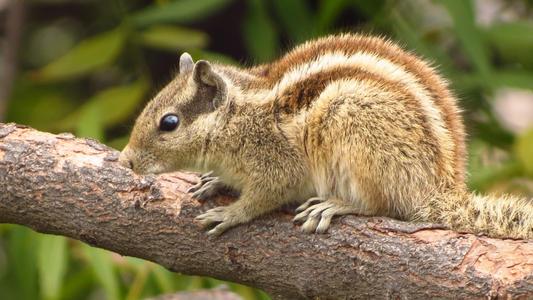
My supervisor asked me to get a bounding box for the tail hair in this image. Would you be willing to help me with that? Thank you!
[417,191,533,239]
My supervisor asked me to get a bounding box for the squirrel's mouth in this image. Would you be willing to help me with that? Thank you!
[118,145,166,175]
[140,164,167,175]
[125,160,168,175]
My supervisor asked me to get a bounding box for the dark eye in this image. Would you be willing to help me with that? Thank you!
[159,114,179,131]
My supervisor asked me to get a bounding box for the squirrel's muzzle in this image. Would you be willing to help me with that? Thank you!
[118,145,135,170]
[118,144,163,174]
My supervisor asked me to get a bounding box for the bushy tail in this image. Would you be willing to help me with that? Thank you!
[416,191,533,239]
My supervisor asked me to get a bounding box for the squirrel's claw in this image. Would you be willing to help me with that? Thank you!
[187,172,223,200]
[191,178,223,200]
[207,221,234,236]
[295,197,325,213]
[187,173,216,193]
[200,171,214,180]
[195,206,226,226]
[195,206,239,236]
[294,198,358,234]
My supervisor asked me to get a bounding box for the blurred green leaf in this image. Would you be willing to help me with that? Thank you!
[256,289,272,300]
[139,25,209,51]
[491,71,533,91]
[469,159,523,191]
[151,265,174,293]
[189,49,237,65]
[82,244,121,300]
[468,133,521,193]
[389,11,453,73]
[125,264,150,300]
[438,0,491,76]
[8,227,38,300]
[244,0,279,62]
[317,0,348,33]
[457,70,533,91]
[58,80,148,133]
[171,275,191,291]
[125,257,148,269]
[132,0,233,27]
[60,268,95,300]
[272,0,315,42]
[351,0,389,17]
[38,235,68,300]
[515,127,533,177]
[485,21,533,68]
[230,282,262,300]
[7,80,76,131]
[32,28,125,82]
[77,105,105,141]
[473,119,515,149]
[108,135,130,150]
[178,276,204,290]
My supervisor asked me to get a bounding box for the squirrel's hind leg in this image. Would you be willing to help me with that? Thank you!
[293,197,360,233]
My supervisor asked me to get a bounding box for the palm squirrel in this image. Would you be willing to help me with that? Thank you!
[119,34,533,238]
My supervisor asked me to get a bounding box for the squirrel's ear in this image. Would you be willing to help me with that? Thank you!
[193,60,228,108]
[179,52,194,74]
[193,60,220,86]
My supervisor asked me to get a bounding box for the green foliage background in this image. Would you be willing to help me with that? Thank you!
[1,0,533,299]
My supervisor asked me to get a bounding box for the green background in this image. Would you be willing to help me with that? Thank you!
[1,0,533,299]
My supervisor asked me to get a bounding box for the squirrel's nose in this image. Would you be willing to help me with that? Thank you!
[119,155,133,170]
[118,146,134,170]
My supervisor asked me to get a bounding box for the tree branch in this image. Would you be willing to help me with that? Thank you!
[1,122,533,299]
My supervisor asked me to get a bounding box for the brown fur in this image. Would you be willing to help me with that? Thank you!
[270,66,441,179]
[119,34,531,238]
[246,35,465,187]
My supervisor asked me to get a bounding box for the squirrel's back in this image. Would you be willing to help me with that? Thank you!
[251,35,463,182]
[236,34,466,188]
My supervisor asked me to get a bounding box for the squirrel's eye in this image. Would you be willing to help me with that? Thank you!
[159,114,179,131]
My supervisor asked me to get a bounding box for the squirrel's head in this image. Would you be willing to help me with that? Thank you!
[119,53,230,174]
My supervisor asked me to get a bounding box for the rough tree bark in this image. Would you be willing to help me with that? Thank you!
[1,122,533,299]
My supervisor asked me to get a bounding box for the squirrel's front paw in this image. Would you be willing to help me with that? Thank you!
[187,171,224,201]
[195,206,243,236]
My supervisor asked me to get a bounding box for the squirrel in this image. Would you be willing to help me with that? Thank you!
[119,33,533,238]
